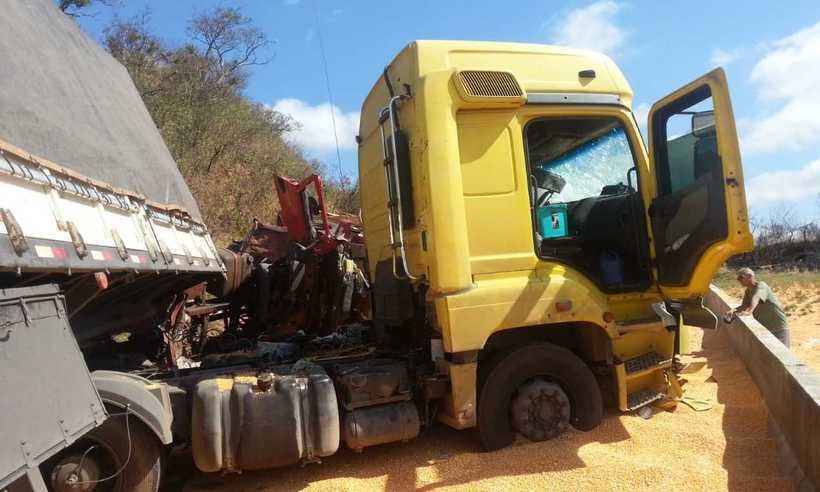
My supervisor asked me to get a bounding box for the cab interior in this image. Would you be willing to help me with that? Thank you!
[524,116,652,292]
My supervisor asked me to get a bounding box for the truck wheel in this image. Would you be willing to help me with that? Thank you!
[44,411,163,492]
[477,343,603,451]
[510,379,571,441]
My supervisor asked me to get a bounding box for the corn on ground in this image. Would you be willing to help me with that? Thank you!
[175,328,792,492]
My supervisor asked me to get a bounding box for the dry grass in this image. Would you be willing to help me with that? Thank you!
[712,268,820,293]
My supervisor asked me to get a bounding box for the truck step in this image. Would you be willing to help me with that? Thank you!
[626,388,665,411]
[614,316,663,333]
[624,352,671,375]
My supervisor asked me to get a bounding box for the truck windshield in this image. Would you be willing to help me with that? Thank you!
[526,118,635,203]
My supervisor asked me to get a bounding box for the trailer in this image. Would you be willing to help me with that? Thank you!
[0,2,224,490]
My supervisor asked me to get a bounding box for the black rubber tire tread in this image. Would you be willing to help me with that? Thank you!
[477,347,515,395]
[477,343,603,451]
[80,412,162,492]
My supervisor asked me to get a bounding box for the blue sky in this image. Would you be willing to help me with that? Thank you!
[77,0,820,223]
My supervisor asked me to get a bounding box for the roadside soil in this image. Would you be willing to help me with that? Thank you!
[173,327,795,491]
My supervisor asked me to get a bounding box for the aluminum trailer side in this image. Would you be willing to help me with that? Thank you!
[0,2,224,490]
[0,0,225,350]
[0,139,221,277]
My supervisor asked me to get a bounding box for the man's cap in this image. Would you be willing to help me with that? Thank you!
[736,267,754,278]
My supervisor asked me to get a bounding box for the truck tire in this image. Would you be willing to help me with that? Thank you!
[44,411,163,492]
[477,343,603,451]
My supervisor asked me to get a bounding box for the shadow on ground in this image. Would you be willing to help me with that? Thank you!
[697,329,791,491]
[168,409,630,491]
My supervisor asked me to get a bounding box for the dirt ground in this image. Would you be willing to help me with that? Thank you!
[173,326,796,492]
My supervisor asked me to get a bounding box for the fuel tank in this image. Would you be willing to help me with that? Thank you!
[191,363,339,472]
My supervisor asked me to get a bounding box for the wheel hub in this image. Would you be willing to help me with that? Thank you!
[50,452,101,492]
[510,379,570,441]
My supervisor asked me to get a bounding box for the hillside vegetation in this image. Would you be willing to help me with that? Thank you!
[98,7,358,244]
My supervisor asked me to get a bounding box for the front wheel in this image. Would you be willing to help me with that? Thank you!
[477,343,603,451]
[43,410,163,492]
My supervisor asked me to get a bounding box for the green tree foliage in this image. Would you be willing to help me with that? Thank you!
[58,0,91,13]
[102,8,358,244]
[58,0,120,17]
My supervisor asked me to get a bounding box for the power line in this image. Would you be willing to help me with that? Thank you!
[311,0,345,182]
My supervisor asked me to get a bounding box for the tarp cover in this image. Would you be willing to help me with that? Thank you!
[0,0,202,220]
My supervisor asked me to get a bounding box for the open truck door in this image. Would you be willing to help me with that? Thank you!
[646,69,754,326]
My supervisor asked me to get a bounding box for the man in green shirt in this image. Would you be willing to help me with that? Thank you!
[728,267,790,347]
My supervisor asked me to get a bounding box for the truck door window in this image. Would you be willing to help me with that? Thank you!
[649,86,727,286]
[524,117,650,290]
[654,88,717,195]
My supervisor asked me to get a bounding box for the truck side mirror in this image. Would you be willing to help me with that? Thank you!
[691,110,715,138]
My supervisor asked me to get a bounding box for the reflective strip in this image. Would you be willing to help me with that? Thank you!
[35,245,54,258]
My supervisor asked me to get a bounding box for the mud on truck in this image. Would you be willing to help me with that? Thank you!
[1,8,753,490]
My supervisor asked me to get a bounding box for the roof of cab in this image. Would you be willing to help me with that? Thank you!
[362,40,634,114]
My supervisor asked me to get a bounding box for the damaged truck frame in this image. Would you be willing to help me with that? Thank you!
[1,40,753,492]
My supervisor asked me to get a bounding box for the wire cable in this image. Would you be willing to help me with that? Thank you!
[69,406,134,486]
[311,0,345,182]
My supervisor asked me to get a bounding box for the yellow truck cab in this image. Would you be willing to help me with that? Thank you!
[358,40,753,449]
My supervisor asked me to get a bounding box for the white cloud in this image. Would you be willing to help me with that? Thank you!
[632,102,650,122]
[741,100,820,154]
[745,158,820,205]
[710,48,741,66]
[549,1,627,57]
[742,21,820,155]
[632,102,650,136]
[272,98,360,155]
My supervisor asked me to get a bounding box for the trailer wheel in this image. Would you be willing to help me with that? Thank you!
[44,410,163,492]
[477,343,603,451]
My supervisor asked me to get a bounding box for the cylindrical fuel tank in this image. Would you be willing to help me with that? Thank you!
[342,401,420,452]
[191,364,339,472]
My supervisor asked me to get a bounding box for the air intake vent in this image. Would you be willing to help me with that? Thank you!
[457,70,523,98]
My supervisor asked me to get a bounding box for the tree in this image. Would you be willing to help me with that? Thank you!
[57,0,120,17]
[187,7,272,87]
[102,7,357,244]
